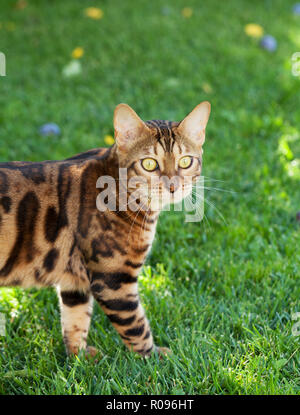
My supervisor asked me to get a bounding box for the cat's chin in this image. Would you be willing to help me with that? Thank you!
[147,196,185,211]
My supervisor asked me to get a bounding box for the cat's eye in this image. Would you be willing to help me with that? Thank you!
[141,158,158,172]
[178,156,193,169]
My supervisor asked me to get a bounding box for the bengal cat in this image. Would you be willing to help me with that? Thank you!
[0,102,211,357]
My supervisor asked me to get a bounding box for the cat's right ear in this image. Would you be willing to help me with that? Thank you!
[114,103,149,151]
[177,101,211,146]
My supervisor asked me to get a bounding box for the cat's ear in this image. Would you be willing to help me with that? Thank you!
[177,101,211,145]
[114,103,149,150]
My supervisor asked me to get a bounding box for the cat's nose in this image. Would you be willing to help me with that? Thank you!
[162,176,180,193]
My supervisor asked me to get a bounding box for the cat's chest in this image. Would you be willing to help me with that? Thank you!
[82,211,158,273]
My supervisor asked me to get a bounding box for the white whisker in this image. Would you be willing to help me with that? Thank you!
[191,190,227,225]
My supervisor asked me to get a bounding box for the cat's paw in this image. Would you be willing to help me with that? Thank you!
[155,346,172,358]
[85,346,100,360]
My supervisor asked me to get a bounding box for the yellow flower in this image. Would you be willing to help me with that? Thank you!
[244,23,264,38]
[181,7,193,18]
[202,82,213,94]
[84,7,104,20]
[6,22,16,31]
[104,135,115,145]
[71,47,84,59]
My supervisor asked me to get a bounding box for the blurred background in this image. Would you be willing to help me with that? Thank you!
[0,0,300,394]
[0,0,299,163]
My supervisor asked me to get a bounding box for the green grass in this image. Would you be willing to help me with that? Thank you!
[0,0,300,394]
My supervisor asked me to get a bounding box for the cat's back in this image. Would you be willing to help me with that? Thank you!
[0,147,108,287]
[0,147,108,215]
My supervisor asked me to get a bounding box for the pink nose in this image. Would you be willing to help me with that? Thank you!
[162,176,180,193]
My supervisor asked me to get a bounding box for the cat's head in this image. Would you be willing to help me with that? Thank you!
[113,102,211,211]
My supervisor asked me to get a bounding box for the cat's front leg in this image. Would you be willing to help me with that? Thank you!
[57,288,97,357]
[90,271,169,357]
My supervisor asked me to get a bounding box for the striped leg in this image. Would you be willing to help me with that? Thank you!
[58,289,96,356]
[90,271,169,357]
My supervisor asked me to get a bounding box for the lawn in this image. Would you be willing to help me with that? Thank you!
[0,0,300,395]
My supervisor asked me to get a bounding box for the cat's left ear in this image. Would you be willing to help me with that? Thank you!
[114,103,149,151]
[177,101,211,145]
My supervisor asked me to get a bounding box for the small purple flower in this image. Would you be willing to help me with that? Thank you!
[296,211,300,222]
[292,3,300,15]
[39,123,61,136]
[260,35,277,52]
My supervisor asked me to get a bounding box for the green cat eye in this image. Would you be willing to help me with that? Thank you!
[178,156,193,169]
[141,158,158,172]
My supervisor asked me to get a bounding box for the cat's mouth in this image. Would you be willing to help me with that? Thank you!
[126,185,193,212]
